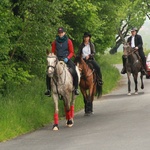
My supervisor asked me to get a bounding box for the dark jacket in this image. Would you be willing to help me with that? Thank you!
[77,42,95,57]
[127,34,144,56]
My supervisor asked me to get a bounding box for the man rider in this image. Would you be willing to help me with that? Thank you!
[121,27,147,75]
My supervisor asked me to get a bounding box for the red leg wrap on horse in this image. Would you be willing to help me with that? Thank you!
[66,110,71,120]
[70,105,74,118]
[54,113,59,125]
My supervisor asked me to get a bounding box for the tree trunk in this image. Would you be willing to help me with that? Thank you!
[109,39,122,54]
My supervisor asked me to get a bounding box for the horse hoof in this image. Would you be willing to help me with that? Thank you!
[127,93,131,96]
[84,112,93,116]
[66,119,74,127]
[135,92,138,95]
[52,124,59,131]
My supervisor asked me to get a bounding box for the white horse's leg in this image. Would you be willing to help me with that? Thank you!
[52,93,59,131]
[64,92,74,127]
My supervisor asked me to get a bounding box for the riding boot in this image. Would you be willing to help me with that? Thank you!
[121,55,127,74]
[45,75,51,96]
[90,60,103,85]
[74,73,80,95]
[138,55,147,75]
[141,61,147,75]
[96,73,103,86]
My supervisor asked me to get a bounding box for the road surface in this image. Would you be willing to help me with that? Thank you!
[1,64,150,150]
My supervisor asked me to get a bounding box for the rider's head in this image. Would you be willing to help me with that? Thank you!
[131,27,137,36]
[58,27,66,38]
[83,32,91,43]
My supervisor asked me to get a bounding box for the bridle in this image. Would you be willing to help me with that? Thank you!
[47,55,58,71]
[78,60,94,78]
[47,55,67,99]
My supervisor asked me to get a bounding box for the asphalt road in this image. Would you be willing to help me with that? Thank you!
[1,64,150,150]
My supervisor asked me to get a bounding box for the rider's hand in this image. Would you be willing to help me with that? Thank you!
[64,58,68,63]
[85,55,90,60]
[135,47,138,50]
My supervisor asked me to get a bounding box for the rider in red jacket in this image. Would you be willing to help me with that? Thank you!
[45,27,79,96]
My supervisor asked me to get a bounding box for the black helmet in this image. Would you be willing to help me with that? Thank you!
[83,32,91,38]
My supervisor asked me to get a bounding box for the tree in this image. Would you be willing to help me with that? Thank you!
[109,0,146,54]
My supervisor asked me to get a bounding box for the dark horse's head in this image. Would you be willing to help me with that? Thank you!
[123,42,135,56]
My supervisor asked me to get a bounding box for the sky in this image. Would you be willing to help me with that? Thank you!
[139,17,150,50]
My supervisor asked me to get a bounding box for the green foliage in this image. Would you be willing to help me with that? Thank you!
[0,0,149,94]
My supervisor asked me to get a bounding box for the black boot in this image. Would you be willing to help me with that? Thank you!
[121,67,126,74]
[74,89,80,95]
[121,55,127,74]
[45,90,51,96]
[141,58,147,75]
[96,73,103,86]
[74,71,80,95]
[45,75,51,97]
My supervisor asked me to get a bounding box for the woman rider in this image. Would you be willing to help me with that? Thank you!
[77,32,103,85]
[45,27,79,96]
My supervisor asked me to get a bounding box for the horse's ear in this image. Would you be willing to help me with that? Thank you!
[46,49,50,55]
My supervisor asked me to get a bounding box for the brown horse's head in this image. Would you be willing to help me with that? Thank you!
[74,56,85,73]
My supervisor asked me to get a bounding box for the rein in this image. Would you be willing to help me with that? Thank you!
[80,62,94,79]
[127,49,137,56]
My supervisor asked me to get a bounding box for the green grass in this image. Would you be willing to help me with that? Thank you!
[0,78,84,142]
[96,53,121,94]
[0,52,124,142]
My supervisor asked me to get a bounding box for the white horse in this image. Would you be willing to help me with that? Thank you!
[47,53,80,130]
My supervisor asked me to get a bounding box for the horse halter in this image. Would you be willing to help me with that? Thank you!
[123,43,135,56]
[47,55,58,74]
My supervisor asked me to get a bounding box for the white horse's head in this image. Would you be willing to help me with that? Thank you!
[47,53,58,77]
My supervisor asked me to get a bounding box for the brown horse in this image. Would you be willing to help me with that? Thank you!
[123,42,144,95]
[74,56,102,115]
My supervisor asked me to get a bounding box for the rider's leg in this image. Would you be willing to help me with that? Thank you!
[89,60,103,85]
[138,51,146,73]
[67,60,79,95]
[45,75,51,96]
[140,54,147,75]
[73,70,80,95]
[121,55,127,74]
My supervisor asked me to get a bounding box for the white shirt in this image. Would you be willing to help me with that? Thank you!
[131,36,135,48]
[82,44,91,59]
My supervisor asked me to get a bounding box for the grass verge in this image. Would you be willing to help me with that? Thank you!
[0,53,122,142]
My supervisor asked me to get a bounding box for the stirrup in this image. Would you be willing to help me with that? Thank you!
[142,69,147,75]
[74,89,79,95]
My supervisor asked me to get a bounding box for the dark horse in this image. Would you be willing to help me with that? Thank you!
[123,42,144,95]
[74,56,102,115]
